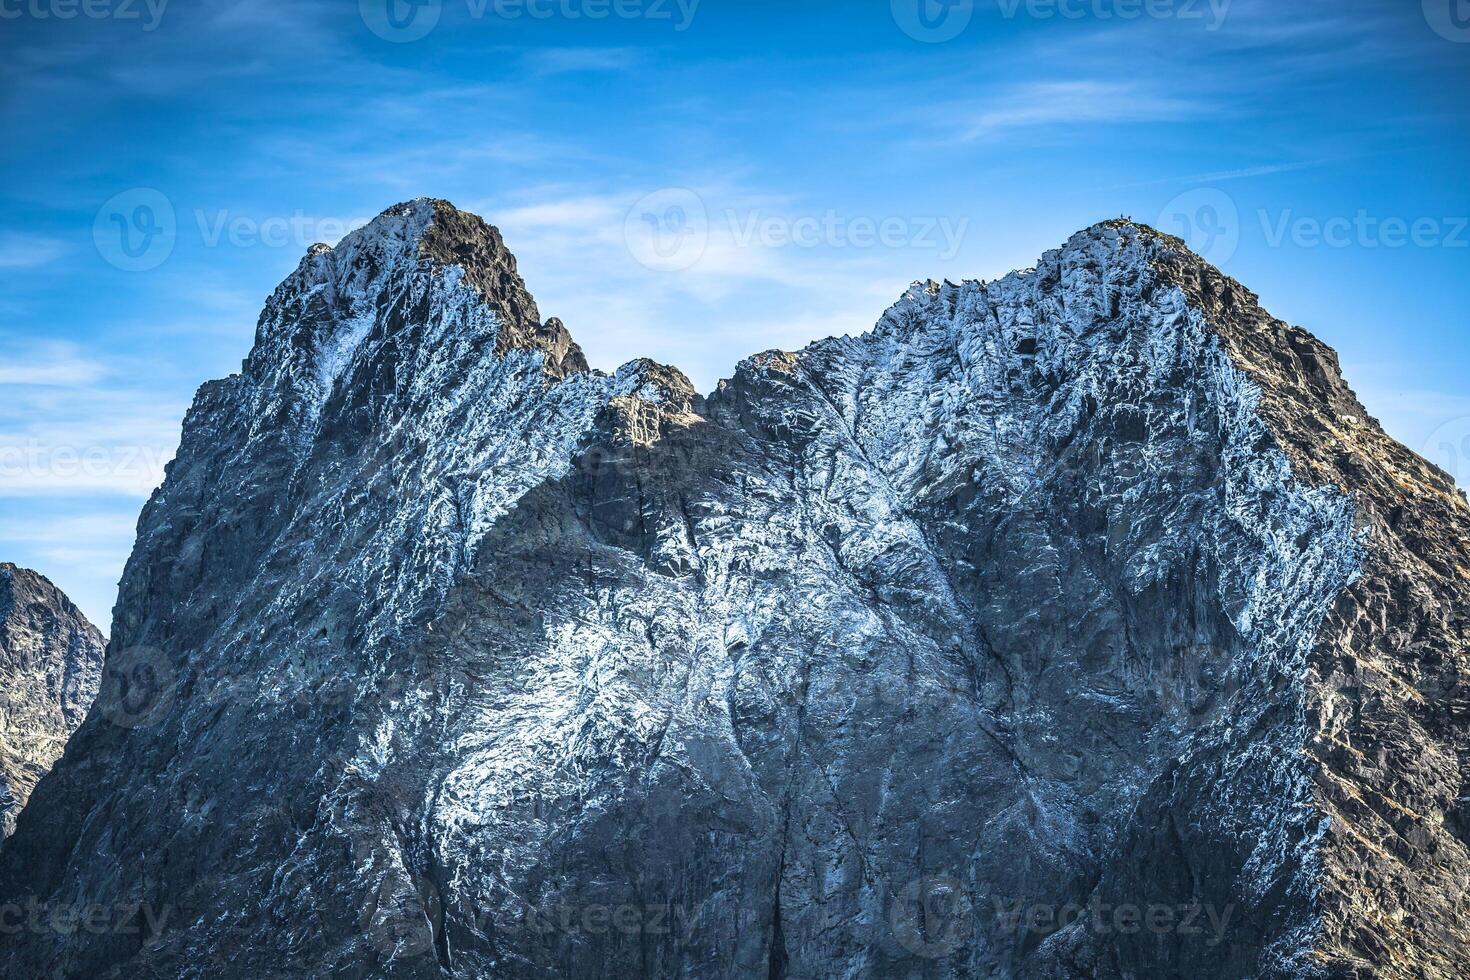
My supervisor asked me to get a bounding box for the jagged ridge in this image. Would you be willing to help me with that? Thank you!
[1,201,1466,980]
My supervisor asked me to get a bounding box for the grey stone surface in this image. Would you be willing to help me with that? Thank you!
[2,200,1465,978]
[0,563,103,840]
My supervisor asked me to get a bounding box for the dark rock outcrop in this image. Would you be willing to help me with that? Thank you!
[0,564,104,839]
[1,202,1465,979]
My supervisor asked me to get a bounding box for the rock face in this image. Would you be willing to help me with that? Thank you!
[2,199,1467,979]
[0,564,104,840]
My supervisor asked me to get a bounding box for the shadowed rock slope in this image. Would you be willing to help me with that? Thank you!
[1,200,1466,979]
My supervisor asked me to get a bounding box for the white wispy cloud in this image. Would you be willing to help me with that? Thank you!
[960,81,1201,142]
[0,341,184,497]
[523,47,644,75]
[1099,159,1343,191]
[0,342,107,386]
[487,180,966,388]
[497,196,626,229]
[0,233,67,269]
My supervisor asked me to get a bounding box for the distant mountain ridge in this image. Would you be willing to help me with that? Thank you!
[2,200,1467,979]
[0,563,104,840]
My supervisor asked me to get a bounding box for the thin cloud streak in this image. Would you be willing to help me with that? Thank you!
[0,234,67,269]
[0,343,107,386]
[959,81,1202,142]
[1098,159,1343,191]
[523,47,645,75]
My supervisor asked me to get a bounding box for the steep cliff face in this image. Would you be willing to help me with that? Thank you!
[1,202,1465,979]
[0,564,104,840]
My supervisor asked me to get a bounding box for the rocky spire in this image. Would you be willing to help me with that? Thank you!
[248,198,587,405]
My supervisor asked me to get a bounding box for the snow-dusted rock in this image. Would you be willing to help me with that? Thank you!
[2,202,1466,979]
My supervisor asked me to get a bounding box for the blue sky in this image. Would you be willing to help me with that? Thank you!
[1,0,1467,628]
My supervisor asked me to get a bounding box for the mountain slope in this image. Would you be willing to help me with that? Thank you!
[1,201,1465,979]
[0,564,104,839]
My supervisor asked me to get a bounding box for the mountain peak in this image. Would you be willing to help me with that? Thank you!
[414,199,589,376]
[251,198,587,403]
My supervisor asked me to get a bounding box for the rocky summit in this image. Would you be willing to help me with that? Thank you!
[2,199,1467,979]
[0,563,104,840]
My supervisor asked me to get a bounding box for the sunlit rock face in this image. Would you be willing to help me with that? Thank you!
[2,200,1466,979]
[0,563,103,840]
